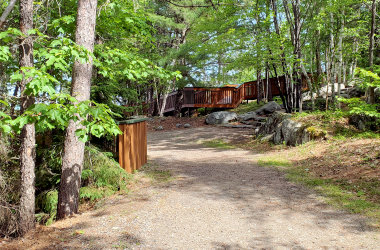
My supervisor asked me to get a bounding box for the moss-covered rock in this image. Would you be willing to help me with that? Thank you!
[257,111,326,146]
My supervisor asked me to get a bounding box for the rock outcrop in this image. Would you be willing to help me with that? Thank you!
[237,101,281,125]
[256,112,326,146]
[349,114,379,131]
[237,111,259,121]
[254,101,282,115]
[206,111,237,125]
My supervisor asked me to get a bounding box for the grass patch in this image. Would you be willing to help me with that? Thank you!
[292,110,379,140]
[230,101,266,114]
[139,163,172,183]
[202,139,236,149]
[333,129,380,140]
[257,157,292,167]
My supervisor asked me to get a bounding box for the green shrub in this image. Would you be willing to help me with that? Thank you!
[0,136,20,237]
[35,190,58,225]
[79,186,115,201]
[306,126,327,138]
[81,145,132,198]
[33,144,132,226]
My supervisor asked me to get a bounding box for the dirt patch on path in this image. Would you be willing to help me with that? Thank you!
[3,126,380,249]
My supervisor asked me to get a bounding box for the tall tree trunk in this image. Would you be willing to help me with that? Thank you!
[284,0,302,112]
[174,89,183,117]
[368,0,376,104]
[315,29,322,81]
[0,0,17,29]
[301,62,314,110]
[271,0,291,112]
[293,0,302,112]
[256,69,262,103]
[343,61,347,86]
[329,12,336,108]
[325,47,330,110]
[19,0,36,236]
[57,0,98,219]
[159,91,168,117]
[350,37,358,80]
[337,11,344,108]
[271,64,288,111]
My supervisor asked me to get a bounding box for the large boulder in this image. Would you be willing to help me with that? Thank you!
[206,111,237,125]
[375,87,380,102]
[349,114,379,131]
[237,111,259,121]
[257,111,326,146]
[257,112,291,135]
[280,119,309,145]
[255,101,282,115]
[347,86,365,98]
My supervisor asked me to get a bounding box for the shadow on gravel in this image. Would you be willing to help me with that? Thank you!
[148,127,376,238]
[212,240,307,250]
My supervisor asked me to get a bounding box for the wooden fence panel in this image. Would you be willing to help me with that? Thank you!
[118,119,148,173]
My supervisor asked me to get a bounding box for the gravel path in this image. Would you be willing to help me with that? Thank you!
[5,126,379,249]
[129,127,379,249]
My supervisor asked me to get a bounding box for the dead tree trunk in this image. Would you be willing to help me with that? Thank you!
[19,0,36,236]
[57,0,98,219]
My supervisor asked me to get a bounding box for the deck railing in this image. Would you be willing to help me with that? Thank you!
[151,74,311,114]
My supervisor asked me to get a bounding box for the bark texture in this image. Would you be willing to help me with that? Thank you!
[57,0,98,219]
[19,0,36,236]
[368,0,376,104]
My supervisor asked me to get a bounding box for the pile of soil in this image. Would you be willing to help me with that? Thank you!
[147,116,207,131]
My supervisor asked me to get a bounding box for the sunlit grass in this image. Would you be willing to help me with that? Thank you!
[201,139,236,149]
[138,163,173,183]
[230,101,265,114]
[257,157,292,167]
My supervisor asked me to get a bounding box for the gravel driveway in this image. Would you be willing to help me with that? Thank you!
[131,127,379,249]
[5,126,379,249]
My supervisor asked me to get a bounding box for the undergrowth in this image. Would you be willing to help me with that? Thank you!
[230,101,266,114]
[292,110,379,139]
[35,145,132,226]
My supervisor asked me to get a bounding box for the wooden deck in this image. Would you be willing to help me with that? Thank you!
[160,74,309,114]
